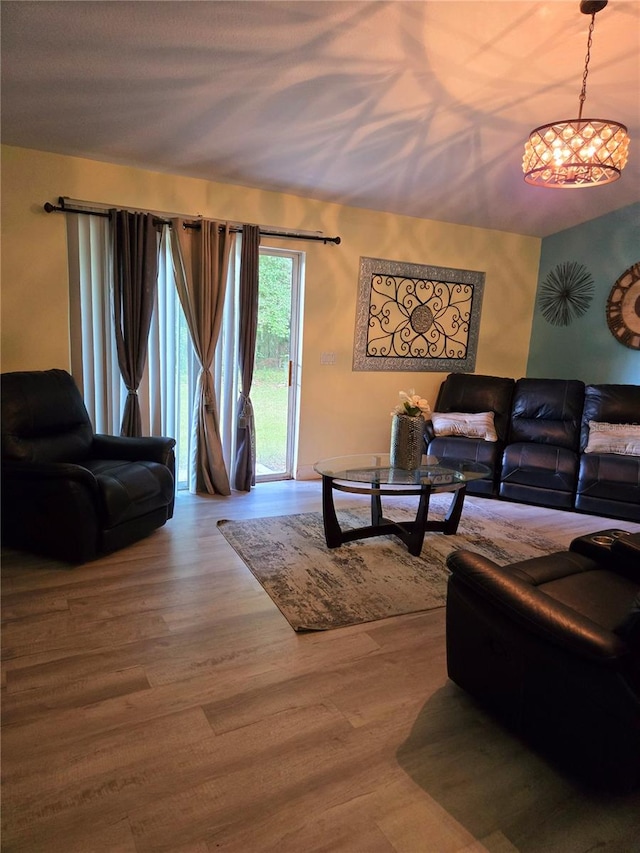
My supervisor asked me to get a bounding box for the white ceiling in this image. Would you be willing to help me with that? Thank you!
[2,0,639,237]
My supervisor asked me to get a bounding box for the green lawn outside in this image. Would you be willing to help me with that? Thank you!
[252,366,289,473]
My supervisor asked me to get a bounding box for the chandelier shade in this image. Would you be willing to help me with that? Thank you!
[522,0,630,188]
[523,118,630,187]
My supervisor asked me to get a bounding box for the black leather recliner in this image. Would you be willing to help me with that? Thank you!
[575,383,640,522]
[446,530,640,789]
[1,369,176,563]
[426,373,515,496]
[500,378,585,509]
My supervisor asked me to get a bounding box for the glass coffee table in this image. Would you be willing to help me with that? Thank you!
[313,453,491,556]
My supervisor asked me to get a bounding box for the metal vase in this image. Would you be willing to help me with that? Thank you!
[390,414,425,470]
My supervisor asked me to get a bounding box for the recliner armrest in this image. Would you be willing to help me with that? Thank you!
[1,459,99,492]
[92,434,176,466]
[446,549,629,662]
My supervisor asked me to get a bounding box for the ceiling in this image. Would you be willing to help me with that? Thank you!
[2,0,639,237]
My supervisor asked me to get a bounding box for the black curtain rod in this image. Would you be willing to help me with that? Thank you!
[43,199,341,245]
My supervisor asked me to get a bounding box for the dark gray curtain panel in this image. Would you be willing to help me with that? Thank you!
[234,224,260,491]
[111,210,159,437]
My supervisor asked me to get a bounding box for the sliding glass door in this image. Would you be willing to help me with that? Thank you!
[253,248,304,481]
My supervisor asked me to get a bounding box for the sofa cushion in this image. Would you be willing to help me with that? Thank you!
[431,411,498,441]
[428,435,501,496]
[429,434,502,465]
[501,442,578,492]
[535,567,638,633]
[577,453,640,507]
[509,378,585,449]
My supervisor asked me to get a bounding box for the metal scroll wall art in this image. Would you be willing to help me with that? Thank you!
[352,257,485,372]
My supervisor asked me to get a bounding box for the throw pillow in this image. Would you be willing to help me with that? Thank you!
[584,421,640,456]
[430,411,498,442]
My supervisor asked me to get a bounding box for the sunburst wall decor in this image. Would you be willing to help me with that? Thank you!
[538,261,595,326]
[352,257,485,372]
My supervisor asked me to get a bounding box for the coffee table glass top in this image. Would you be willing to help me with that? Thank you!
[314,453,490,489]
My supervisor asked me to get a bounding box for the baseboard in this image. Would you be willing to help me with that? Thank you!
[296,465,321,481]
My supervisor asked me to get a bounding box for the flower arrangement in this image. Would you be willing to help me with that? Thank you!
[391,389,431,418]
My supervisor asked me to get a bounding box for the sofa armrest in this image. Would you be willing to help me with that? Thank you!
[446,549,629,662]
[614,532,640,564]
[92,434,176,467]
[570,531,640,582]
[424,419,435,444]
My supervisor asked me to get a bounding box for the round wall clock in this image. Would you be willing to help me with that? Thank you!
[606,262,640,350]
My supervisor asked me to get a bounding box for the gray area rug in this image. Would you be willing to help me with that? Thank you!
[217,495,570,632]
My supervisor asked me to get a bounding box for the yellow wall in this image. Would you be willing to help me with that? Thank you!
[1,145,541,475]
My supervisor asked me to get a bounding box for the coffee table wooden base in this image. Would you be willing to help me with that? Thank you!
[321,475,467,556]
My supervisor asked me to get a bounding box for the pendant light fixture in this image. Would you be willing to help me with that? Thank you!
[523,0,630,188]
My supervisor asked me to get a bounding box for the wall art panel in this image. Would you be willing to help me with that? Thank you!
[353,256,485,372]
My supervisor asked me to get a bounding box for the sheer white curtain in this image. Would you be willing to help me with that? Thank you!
[68,212,124,432]
[67,214,240,491]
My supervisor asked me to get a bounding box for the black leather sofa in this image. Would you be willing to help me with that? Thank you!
[426,373,640,522]
[1,369,176,562]
[446,529,640,789]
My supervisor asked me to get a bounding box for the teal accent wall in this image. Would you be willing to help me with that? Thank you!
[527,202,640,384]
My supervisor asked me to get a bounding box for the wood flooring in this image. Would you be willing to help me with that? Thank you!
[2,481,639,853]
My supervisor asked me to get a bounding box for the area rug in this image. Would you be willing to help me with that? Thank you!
[217,495,572,632]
